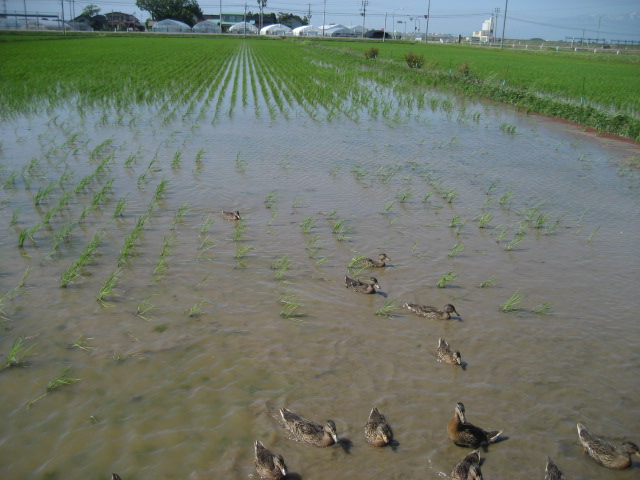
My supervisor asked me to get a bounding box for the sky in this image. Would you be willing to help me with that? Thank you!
[4,0,640,41]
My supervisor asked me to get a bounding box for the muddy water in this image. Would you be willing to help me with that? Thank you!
[1,87,639,480]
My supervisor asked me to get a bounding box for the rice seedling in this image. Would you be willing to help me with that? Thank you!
[27,367,80,408]
[422,192,434,203]
[532,212,549,229]
[588,225,601,242]
[268,212,279,225]
[448,242,465,257]
[264,191,278,209]
[4,337,36,368]
[329,166,341,177]
[69,335,94,351]
[233,219,247,241]
[235,152,247,173]
[499,122,517,134]
[475,212,493,228]
[89,138,114,160]
[443,189,457,203]
[272,255,291,281]
[7,266,32,299]
[305,234,320,251]
[437,271,458,288]
[351,164,367,180]
[299,215,315,233]
[500,290,524,312]
[532,302,553,315]
[153,178,169,201]
[171,202,190,229]
[97,268,122,305]
[505,231,526,251]
[478,277,496,288]
[113,197,127,218]
[187,300,207,317]
[199,214,215,236]
[136,296,157,320]
[3,171,18,189]
[111,350,143,362]
[499,192,513,208]
[279,295,306,320]
[235,244,254,259]
[449,215,464,228]
[486,180,499,195]
[397,188,412,204]
[375,299,398,318]
[124,148,142,168]
[34,182,56,206]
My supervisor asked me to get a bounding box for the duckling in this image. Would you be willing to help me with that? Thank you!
[254,440,287,480]
[112,475,122,480]
[577,423,640,469]
[451,450,482,480]
[448,402,501,449]
[221,210,241,221]
[403,303,459,319]
[437,338,462,365]
[345,275,380,294]
[544,456,566,480]
[280,407,339,447]
[364,406,393,447]
[363,253,391,268]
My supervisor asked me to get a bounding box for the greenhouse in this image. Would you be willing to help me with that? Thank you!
[151,19,192,33]
[227,22,258,34]
[292,25,321,37]
[319,24,355,37]
[192,19,221,34]
[0,16,71,30]
[259,23,292,36]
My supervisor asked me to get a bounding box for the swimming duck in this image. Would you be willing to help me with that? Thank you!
[451,451,482,480]
[221,210,241,221]
[403,303,459,319]
[254,440,287,480]
[363,253,391,267]
[112,475,122,480]
[577,423,640,469]
[544,456,566,480]
[280,407,339,447]
[448,402,501,449]
[345,275,380,294]
[437,338,462,365]
[365,406,393,447]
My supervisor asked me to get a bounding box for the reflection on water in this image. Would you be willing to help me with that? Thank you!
[1,86,639,480]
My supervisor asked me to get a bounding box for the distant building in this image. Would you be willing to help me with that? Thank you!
[105,12,144,31]
[470,17,494,42]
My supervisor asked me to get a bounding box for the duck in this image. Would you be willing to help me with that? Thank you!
[577,423,640,469]
[437,338,462,365]
[365,406,393,447]
[403,303,459,319]
[254,440,287,480]
[280,407,339,447]
[447,402,501,449]
[112,475,122,480]
[363,253,391,268]
[221,210,241,221]
[451,450,482,480]
[345,275,380,294]
[544,456,566,480]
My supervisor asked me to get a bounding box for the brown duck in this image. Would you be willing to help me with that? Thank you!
[254,440,287,480]
[280,407,338,447]
[403,303,459,319]
[345,275,380,294]
[543,456,566,480]
[451,450,482,480]
[364,406,393,447]
[577,423,640,469]
[436,338,462,365]
[448,402,501,449]
[363,253,390,267]
[221,210,241,221]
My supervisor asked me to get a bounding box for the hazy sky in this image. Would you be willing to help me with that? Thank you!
[5,0,639,40]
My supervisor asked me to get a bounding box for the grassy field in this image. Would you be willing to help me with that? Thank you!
[1,32,639,139]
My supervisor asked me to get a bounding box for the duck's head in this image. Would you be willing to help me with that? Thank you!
[622,441,640,456]
[369,277,381,289]
[455,402,466,423]
[233,210,241,220]
[376,424,391,444]
[444,304,459,316]
[379,253,390,261]
[468,463,483,480]
[325,419,339,443]
[453,350,462,365]
[273,454,287,476]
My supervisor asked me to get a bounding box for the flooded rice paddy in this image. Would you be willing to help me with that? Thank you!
[1,44,640,480]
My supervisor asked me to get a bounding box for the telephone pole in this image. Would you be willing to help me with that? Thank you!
[500,0,508,49]
[360,0,368,38]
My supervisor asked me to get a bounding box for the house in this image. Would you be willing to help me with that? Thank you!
[105,12,144,31]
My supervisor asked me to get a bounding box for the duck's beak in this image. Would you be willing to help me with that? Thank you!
[332,433,339,443]
[280,466,287,475]
[374,284,381,290]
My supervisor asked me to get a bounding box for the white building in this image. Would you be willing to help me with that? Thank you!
[260,24,293,36]
[470,17,494,42]
[292,25,321,37]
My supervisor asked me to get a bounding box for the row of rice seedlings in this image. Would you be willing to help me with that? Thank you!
[3,337,36,368]
[118,215,149,267]
[233,220,247,241]
[60,229,105,287]
[89,138,114,160]
[153,234,175,281]
[26,367,80,409]
[271,255,291,282]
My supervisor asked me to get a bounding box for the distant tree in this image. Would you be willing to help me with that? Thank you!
[135,0,203,26]
[82,4,101,17]
[276,12,307,28]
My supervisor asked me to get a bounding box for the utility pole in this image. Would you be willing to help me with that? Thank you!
[425,0,430,42]
[596,15,601,45]
[219,0,222,32]
[360,0,368,38]
[307,3,311,24]
[493,7,500,43]
[322,0,326,36]
[500,0,508,49]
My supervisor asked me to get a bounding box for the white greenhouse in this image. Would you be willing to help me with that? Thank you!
[152,19,192,33]
[259,23,292,36]
[228,22,258,34]
[292,25,321,37]
[319,24,354,37]
[192,19,221,33]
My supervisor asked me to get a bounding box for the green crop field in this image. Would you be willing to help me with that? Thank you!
[1,33,639,139]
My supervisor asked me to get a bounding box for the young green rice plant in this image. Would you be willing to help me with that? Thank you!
[111,350,143,362]
[171,202,190,229]
[299,215,315,234]
[34,182,56,206]
[437,271,458,288]
[588,225,601,242]
[499,122,517,134]
[89,138,114,160]
[486,180,499,195]
[475,212,493,228]
[305,234,320,252]
[10,208,20,226]
[499,192,513,208]
[235,152,247,174]
[505,231,526,251]
[194,149,205,171]
[443,189,457,203]
[199,214,215,236]
[97,267,122,305]
[397,188,412,204]
[27,367,80,409]
[187,300,207,317]
[279,294,306,321]
[171,150,182,169]
[153,179,169,202]
[113,197,127,218]
[124,148,142,168]
[233,219,247,241]
[272,255,291,281]
[375,299,398,318]
[500,289,524,312]
[235,244,254,259]
[314,256,328,266]
[351,164,367,180]
[329,166,341,177]
[264,191,278,209]
[532,212,549,229]
[532,302,553,315]
[478,277,496,288]
[332,218,346,234]
[68,335,94,351]
[4,337,36,368]
[4,171,18,189]
[268,212,279,226]
[422,192,434,203]
[136,296,157,321]
[448,242,465,257]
